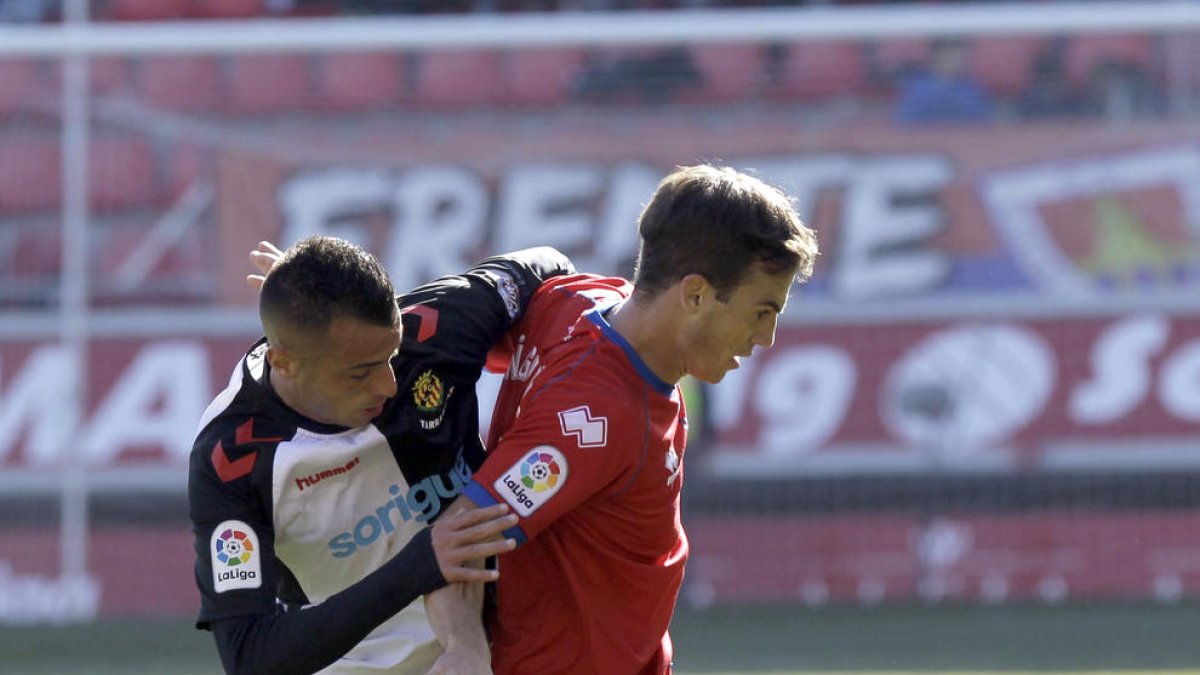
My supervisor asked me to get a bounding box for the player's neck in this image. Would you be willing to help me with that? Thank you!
[607,295,685,385]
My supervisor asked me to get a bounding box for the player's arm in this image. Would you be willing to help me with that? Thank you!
[397,246,575,371]
[423,571,491,675]
[205,505,515,675]
[419,496,502,674]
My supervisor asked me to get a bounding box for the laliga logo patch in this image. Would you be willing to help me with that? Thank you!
[493,446,567,517]
[211,520,262,592]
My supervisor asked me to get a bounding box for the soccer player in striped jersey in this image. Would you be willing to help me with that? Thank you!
[189,235,573,674]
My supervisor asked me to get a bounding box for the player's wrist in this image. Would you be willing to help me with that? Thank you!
[440,625,490,656]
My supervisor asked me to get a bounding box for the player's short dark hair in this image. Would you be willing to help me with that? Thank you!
[260,236,397,344]
[632,164,818,301]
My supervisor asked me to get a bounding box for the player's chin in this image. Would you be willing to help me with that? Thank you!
[340,407,381,428]
[694,367,729,385]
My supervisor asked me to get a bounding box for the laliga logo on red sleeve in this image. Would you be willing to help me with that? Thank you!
[494,446,568,517]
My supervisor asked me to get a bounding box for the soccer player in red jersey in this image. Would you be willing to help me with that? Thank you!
[452,164,820,674]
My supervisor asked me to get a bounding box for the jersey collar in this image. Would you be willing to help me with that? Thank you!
[585,302,674,397]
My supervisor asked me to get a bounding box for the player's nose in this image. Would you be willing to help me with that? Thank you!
[753,316,778,349]
[372,365,398,400]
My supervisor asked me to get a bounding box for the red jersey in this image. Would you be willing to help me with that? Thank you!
[464,274,688,675]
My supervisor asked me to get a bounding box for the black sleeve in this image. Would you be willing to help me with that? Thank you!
[396,246,575,370]
[210,528,446,675]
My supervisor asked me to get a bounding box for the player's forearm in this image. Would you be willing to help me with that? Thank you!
[425,497,490,659]
[211,528,447,675]
[424,578,489,658]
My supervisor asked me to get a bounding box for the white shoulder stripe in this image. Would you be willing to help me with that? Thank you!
[194,353,247,436]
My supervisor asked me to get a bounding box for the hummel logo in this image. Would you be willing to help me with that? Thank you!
[558,406,607,448]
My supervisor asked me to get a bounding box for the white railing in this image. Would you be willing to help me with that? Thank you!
[0,2,1199,56]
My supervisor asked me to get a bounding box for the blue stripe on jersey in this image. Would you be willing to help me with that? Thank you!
[464,481,528,545]
[585,305,674,397]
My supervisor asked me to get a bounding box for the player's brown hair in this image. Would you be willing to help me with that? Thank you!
[260,235,398,348]
[632,164,818,301]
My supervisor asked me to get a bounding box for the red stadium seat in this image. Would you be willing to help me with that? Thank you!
[89,57,133,96]
[137,56,223,111]
[189,0,264,19]
[1066,33,1155,86]
[413,50,502,108]
[165,142,208,201]
[969,36,1046,97]
[0,136,157,215]
[0,136,59,214]
[226,54,312,114]
[108,0,190,20]
[315,53,404,112]
[776,40,867,101]
[10,229,62,278]
[0,59,47,119]
[89,137,158,212]
[43,57,132,97]
[501,47,586,107]
[687,44,764,103]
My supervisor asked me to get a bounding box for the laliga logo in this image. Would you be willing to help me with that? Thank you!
[211,523,261,589]
[518,449,562,492]
[496,446,567,517]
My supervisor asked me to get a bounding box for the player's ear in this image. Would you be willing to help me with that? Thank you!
[679,274,712,314]
[266,342,297,377]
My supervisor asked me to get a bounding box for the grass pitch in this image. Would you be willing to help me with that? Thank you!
[1,602,1197,674]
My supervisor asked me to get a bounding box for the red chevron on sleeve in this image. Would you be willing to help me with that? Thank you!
[401,304,439,343]
[212,441,256,483]
[235,418,284,445]
[212,419,282,482]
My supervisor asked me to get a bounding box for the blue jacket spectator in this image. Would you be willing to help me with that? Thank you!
[894,38,994,125]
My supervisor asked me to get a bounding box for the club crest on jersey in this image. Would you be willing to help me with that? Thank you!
[558,406,607,448]
[413,371,445,412]
[211,520,261,592]
[413,370,452,430]
[493,446,567,517]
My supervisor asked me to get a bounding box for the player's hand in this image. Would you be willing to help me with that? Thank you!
[246,240,284,290]
[427,645,493,675]
[430,503,517,584]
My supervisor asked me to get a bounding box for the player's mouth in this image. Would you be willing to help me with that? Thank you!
[729,350,753,370]
[362,403,385,418]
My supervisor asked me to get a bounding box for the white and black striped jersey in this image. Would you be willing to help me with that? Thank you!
[188,247,574,675]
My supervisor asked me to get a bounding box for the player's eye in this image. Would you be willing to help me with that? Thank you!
[350,371,370,381]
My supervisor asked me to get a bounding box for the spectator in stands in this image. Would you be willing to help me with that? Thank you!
[1083,58,1163,122]
[1017,37,1088,120]
[893,37,994,126]
[572,45,701,104]
[0,0,53,22]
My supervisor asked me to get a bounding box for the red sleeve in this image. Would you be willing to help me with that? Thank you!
[465,392,639,544]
